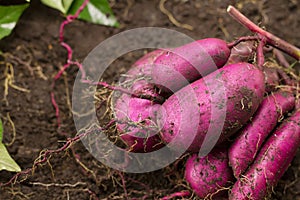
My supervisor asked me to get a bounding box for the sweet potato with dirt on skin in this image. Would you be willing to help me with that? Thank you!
[158,62,265,153]
[114,39,230,152]
[119,49,165,99]
[114,92,164,153]
[229,108,300,200]
[152,38,230,93]
[113,49,166,153]
[185,147,234,199]
[228,91,295,178]
[225,41,279,93]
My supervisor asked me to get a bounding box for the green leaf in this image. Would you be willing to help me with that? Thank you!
[0,4,29,40]
[0,119,3,142]
[41,0,73,14]
[68,0,119,27]
[0,143,21,172]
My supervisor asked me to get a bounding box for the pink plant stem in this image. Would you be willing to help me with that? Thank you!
[161,190,191,200]
[86,188,99,200]
[0,133,83,187]
[52,0,163,126]
[81,79,164,103]
[227,35,258,48]
[256,36,266,69]
[277,69,294,86]
[273,49,295,86]
[50,91,61,127]
[0,120,115,187]
[59,0,90,43]
[51,0,90,128]
[227,5,300,61]
[116,171,129,200]
[273,49,291,68]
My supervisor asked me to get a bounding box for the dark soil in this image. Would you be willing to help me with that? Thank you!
[0,0,299,199]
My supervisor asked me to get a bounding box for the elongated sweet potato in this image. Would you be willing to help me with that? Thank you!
[229,108,300,200]
[151,38,230,92]
[228,91,295,178]
[185,148,234,199]
[158,62,265,153]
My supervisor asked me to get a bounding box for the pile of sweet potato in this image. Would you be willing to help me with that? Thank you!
[112,6,300,200]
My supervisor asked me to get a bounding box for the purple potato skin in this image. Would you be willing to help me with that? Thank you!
[229,109,300,200]
[114,50,165,153]
[228,91,295,178]
[152,38,230,93]
[158,63,265,153]
[115,39,230,152]
[185,148,234,199]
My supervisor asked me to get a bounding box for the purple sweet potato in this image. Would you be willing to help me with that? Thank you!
[229,108,300,200]
[114,50,165,153]
[115,39,230,152]
[228,91,295,178]
[158,62,265,153]
[151,38,230,92]
[226,41,279,93]
[127,49,165,78]
[114,94,163,152]
[120,49,165,98]
[185,148,234,199]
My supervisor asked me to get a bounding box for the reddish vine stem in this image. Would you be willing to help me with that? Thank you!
[227,5,300,61]
[277,69,294,86]
[227,35,258,48]
[0,120,116,187]
[273,49,295,85]
[273,49,291,68]
[81,79,164,103]
[51,0,90,128]
[116,171,129,200]
[86,188,99,200]
[160,190,191,200]
[51,0,164,128]
[256,35,267,69]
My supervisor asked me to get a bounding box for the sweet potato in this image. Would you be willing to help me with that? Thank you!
[126,49,165,78]
[114,50,165,153]
[151,38,230,93]
[115,39,230,152]
[185,148,234,199]
[120,49,165,98]
[114,91,163,153]
[229,108,300,200]
[228,91,295,178]
[158,62,265,153]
